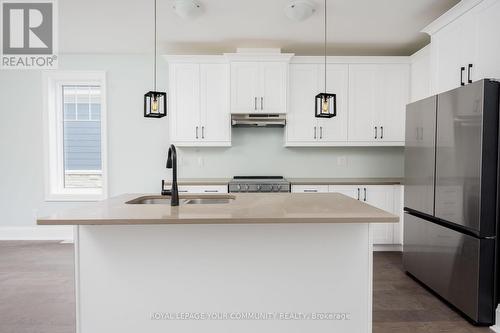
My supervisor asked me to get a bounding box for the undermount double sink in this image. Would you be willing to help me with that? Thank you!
[126,194,235,205]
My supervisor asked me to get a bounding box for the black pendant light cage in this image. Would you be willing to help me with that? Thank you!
[144,91,167,117]
[315,92,336,118]
[144,0,167,118]
[315,0,337,119]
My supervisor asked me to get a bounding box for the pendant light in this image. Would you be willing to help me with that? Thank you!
[315,0,336,118]
[144,0,167,118]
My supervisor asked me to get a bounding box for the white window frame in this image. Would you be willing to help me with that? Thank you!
[42,71,108,201]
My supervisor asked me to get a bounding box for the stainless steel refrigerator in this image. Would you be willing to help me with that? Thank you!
[404,79,500,326]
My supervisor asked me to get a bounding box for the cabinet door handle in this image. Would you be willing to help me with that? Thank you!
[374,126,378,139]
[314,126,317,139]
[357,188,360,200]
[202,126,205,139]
[320,126,323,139]
[364,188,367,201]
[380,126,384,139]
[196,126,199,139]
[468,64,473,84]
[304,189,318,193]
[204,190,219,193]
[254,97,257,110]
[260,97,263,110]
[460,67,465,86]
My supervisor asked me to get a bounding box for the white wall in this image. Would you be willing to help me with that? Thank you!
[0,54,404,234]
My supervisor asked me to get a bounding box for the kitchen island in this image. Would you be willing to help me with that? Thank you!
[38,193,398,333]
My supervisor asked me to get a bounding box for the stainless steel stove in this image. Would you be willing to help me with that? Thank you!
[228,176,291,193]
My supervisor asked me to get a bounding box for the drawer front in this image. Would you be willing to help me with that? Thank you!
[178,185,228,194]
[291,185,329,193]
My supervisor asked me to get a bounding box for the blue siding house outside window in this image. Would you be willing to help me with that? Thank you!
[62,86,103,188]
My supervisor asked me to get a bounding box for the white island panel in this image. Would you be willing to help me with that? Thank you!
[75,223,373,333]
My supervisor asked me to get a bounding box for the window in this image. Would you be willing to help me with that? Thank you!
[43,72,107,201]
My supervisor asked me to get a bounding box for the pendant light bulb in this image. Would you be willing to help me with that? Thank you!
[152,98,159,113]
[321,97,329,114]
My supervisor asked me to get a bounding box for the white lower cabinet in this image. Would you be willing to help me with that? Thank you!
[291,183,402,244]
[329,184,402,245]
[178,185,228,194]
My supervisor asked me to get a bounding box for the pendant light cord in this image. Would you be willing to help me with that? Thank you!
[154,0,157,91]
[324,0,327,93]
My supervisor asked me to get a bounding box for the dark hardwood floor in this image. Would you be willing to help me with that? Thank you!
[0,241,494,333]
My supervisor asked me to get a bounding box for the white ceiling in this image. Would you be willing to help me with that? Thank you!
[59,0,460,56]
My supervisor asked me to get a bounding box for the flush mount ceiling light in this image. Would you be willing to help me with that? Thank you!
[285,0,316,21]
[173,0,203,19]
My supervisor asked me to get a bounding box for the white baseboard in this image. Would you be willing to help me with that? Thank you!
[0,226,74,241]
[373,244,402,252]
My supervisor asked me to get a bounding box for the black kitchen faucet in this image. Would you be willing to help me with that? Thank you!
[161,144,179,206]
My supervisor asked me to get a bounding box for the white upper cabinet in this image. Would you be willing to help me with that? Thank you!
[286,63,348,145]
[230,61,288,114]
[200,64,231,143]
[348,65,377,142]
[348,64,409,144]
[474,0,500,81]
[260,62,287,114]
[318,64,349,143]
[168,60,231,147]
[377,65,410,142]
[170,63,201,143]
[230,62,260,113]
[169,54,411,148]
[426,0,500,95]
[431,14,474,94]
[286,64,319,143]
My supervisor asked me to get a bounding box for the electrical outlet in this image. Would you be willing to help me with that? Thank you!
[337,156,347,167]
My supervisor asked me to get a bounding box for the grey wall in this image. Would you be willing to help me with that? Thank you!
[0,54,403,228]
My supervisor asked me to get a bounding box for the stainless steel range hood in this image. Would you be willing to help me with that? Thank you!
[231,114,286,127]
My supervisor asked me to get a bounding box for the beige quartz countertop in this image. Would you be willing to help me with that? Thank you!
[37,193,398,226]
[163,178,403,186]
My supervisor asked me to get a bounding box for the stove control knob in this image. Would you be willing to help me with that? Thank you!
[237,184,242,192]
[245,184,250,192]
[274,184,281,192]
[256,185,261,191]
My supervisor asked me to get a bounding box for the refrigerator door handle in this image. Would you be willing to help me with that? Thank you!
[468,64,473,84]
[460,67,465,86]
